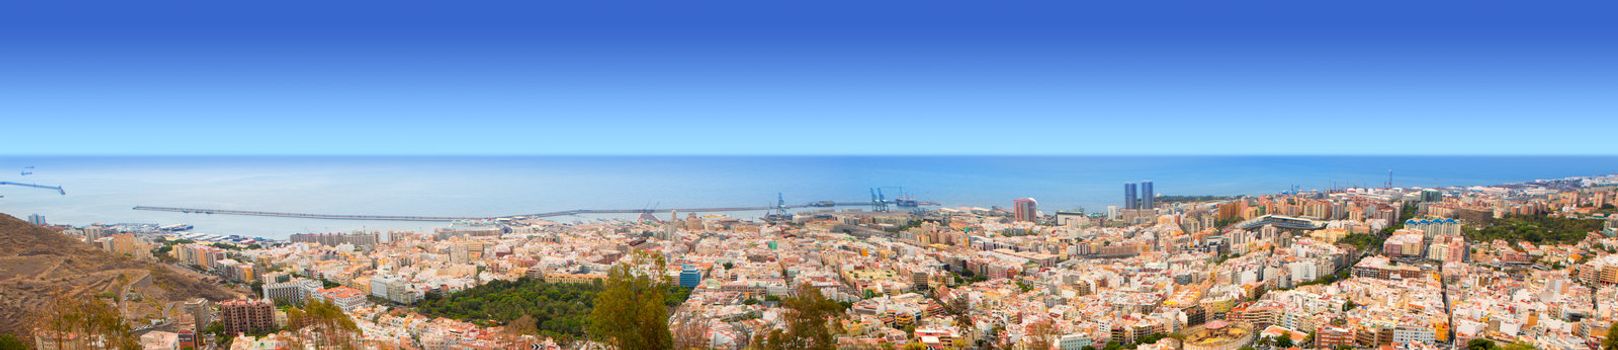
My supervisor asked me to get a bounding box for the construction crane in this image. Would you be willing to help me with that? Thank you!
[0,181,66,195]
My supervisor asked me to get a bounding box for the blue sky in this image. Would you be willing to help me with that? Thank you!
[3,0,1615,155]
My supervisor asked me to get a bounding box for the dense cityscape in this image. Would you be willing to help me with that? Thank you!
[7,0,1616,348]
[8,174,1618,350]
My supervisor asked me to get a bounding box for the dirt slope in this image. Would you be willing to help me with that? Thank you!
[0,214,239,337]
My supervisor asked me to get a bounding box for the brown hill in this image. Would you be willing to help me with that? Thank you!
[0,214,239,338]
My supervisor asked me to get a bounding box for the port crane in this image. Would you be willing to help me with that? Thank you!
[870,188,888,212]
[0,181,67,195]
[869,186,925,212]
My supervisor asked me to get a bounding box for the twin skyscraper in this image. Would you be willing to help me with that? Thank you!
[1124,181,1154,210]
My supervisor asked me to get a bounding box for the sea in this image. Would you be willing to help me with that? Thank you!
[1,156,1614,238]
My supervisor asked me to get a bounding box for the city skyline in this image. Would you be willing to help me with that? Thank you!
[4,1,1618,349]
[11,162,1618,349]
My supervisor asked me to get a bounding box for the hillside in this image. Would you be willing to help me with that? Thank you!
[0,214,239,338]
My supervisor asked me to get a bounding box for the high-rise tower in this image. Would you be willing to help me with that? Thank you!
[1012,198,1038,222]
[1124,183,1139,210]
[663,210,678,240]
[1141,181,1155,209]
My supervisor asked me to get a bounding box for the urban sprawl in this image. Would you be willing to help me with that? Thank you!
[21,175,1618,350]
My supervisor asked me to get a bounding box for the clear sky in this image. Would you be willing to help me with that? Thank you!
[3,1,1615,155]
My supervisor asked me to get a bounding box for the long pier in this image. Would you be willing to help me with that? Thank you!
[0,181,66,195]
[131,206,481,222]
[132,201,916,222]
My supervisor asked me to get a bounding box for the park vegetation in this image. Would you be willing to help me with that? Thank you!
[1464,214,1604,244]
[415,251,691,347]
[415,277,603,341]
[1337,233,1381,252]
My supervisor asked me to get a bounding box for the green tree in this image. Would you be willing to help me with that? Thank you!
[415,277,629,341]
[588,252,675,350]
[505,314,541,349]
[1500,343,1535,350]
[1016,279,1034,293]
[1273,335,1294,348]
[34,295,140,349]
[753,284,846,350]
[1467,338,1498,350]
[1464,214,1604,244]
[0,334,27,350]
[1337,233,1380,251]
[1605,322,1618,350]
[1135,333,1166,346]
[507,314,539,336]
[285,299,359,349]
[204,322,230,346]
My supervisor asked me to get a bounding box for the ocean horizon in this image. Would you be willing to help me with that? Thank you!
[2,155,1614,237]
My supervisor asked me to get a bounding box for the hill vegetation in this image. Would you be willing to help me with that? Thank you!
[0,214,238,341]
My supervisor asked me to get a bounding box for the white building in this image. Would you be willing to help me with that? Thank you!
[262,279,309,305]
[370,275,421,305]
[1391,325,1435,345]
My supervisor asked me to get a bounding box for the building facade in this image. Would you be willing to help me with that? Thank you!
[219,299,275,336]
[1013,197,1039,222]
[680,265,702,289]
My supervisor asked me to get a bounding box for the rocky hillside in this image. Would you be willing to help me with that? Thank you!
[0,214,239,338]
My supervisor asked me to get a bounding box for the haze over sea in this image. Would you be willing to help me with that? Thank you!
[1,156,1613,238]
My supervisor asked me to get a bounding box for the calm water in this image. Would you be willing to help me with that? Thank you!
[1,156,1614,237]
